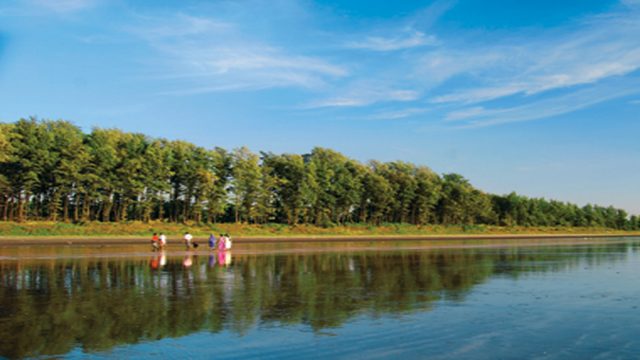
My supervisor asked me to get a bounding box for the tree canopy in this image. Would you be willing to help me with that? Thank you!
[0,118,636,230]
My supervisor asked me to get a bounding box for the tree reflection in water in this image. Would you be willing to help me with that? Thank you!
[0,243,635,359]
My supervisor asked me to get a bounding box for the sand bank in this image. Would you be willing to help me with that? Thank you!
[0,233,638,246]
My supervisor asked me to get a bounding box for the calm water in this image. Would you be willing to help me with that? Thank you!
[1,238,639,359]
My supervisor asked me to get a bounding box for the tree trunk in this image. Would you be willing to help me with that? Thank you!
[49,189,59,222]
[171,185,180,223]
[62,193,70,222]
[183,191,191,223]
[33,195,40,220]
[2,196,9,221]
[82,194,91,221]
[102,193,113,222]
[17,190,26,222]
[119,197,128,222]
[8,197,15,221]
[73,193,80,222]
[157,197,164,221]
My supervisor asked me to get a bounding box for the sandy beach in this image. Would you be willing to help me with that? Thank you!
[0,233,637,246]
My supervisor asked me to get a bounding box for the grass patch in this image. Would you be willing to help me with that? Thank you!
[0,221,637,238]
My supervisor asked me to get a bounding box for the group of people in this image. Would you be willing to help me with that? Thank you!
[151,232,232,251]
[150,233,167,251]
[208,233,232,251]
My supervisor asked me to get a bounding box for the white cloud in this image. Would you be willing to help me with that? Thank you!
[131,14,232,39]
[132,14,347,93]
[30,0,97,13]
[444,107,486,121]
[307,86,420,108]
[433,85,525,104]
[427,8,640,105]
[124,0,640,123]
[406,0,458,29]
[444,79,640,128]
[162,44,345,77]
[347,31,436,51]
[367,107,431,120]
[416,50,508,91]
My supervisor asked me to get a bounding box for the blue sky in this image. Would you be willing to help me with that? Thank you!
[1,0,639,214]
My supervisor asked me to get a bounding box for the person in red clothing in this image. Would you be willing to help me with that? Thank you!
[151,233,160,251]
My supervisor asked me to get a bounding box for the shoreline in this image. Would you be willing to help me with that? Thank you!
[0,233,638,246]
[1,238,636,261]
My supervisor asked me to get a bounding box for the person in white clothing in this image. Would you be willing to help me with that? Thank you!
[184,232,193,249]
[159,233,167,249]
[224,233,232,250]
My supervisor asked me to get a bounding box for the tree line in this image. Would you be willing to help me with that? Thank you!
[0,118,637,229]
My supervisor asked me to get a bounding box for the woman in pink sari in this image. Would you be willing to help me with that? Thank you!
[217,234,226,251]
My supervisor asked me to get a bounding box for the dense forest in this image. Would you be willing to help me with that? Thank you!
[0,118,637,229]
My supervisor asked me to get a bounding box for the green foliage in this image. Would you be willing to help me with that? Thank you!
[261,152,307,224]
[359,170,392,224]
[437,174,494,225]
[231,147,262,223]
[0,123,13,163]
[0,118,636,229]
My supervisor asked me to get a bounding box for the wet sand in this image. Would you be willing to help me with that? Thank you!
[0,233,637,246]
[0,238,634,260]
[0,237,638,262]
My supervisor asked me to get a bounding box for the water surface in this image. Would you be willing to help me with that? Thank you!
[1,238,639,359]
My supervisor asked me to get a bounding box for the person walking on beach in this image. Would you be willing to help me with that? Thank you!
[184,232,193,250]
[208,234,216,251]
[151,233,160,251]
[217,233,226,251]
[224,233,232,250]
[159,233,167,249]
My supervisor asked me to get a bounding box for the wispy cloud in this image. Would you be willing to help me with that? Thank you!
[306,84,419,108]
[119,0,640,123]
[0,0,98,16]
[444,78,640,128]
[131,13,347,94]
[130,14,232,39]
[427,8,640,105]
[367,107,431,120]
[347,31,436,51]
[406,0,459,29]
[445,107,486,121]
[29,0,98,13]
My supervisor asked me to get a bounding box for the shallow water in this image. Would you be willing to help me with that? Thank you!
[1,238,639,359]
